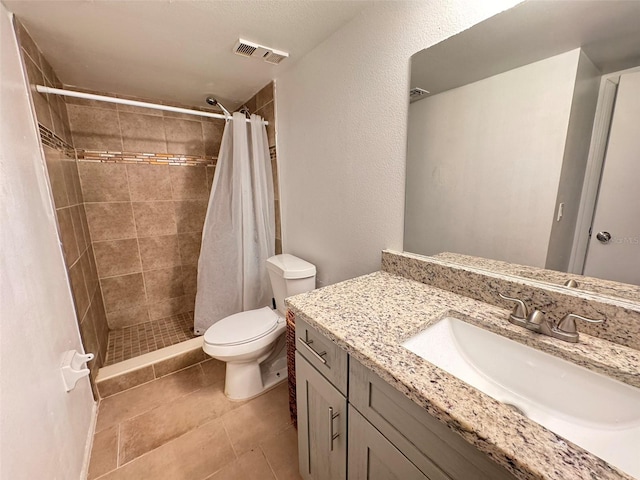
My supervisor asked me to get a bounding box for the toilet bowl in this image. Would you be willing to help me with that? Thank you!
[202,254,316,400]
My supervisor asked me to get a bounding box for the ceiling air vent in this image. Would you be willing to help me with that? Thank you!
[409,87,430,103]
[233,38,289,65]
[263,50,288,65]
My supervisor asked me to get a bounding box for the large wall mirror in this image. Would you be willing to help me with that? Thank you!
[405,0,640,299]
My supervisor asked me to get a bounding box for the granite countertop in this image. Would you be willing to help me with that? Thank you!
[286,271,640,480]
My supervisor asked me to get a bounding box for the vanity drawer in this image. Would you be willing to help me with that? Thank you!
[349,358,516,480]
[296,318,348,395]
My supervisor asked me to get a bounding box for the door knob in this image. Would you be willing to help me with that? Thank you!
[596,231,611,243]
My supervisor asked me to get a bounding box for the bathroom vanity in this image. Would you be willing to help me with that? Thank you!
[287,251,640,480]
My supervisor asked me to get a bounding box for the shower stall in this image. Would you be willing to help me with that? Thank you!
[15,19,280,398]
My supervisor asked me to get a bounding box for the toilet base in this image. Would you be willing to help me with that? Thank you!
[224,361,287,401]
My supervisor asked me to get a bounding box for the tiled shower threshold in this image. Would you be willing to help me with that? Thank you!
[96,312,204,397]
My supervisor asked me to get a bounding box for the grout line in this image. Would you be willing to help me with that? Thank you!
[260,444,279,480]
[116,423,121,468]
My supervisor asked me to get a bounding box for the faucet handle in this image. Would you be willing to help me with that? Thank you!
[557,313,604,334]
[499,293,528,324]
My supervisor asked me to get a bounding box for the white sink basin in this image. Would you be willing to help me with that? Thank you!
[401,317,640,478]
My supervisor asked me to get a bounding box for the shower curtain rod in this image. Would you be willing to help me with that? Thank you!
[35,85,268,125]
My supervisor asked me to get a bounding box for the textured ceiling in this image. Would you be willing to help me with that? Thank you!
[5,0,371,109]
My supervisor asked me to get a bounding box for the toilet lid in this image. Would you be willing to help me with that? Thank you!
[204,307,280,346]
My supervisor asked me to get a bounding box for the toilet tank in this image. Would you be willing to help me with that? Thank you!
[266,254,316,315]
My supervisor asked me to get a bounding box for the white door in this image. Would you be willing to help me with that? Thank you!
[583,71,640,284]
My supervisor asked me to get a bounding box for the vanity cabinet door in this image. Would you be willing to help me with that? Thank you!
[296,352,347,480]
[348,406,445,480]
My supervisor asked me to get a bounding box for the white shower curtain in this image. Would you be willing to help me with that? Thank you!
[194,112,275,335]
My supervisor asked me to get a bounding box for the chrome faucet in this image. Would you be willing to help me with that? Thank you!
[499,293,603,343]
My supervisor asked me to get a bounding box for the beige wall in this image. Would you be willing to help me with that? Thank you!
[1,10,94,478]
[406,49,582,268]
[15,20,108,389]
[275,0,522,287]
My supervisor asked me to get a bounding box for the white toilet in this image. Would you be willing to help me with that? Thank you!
[203,254,316,400]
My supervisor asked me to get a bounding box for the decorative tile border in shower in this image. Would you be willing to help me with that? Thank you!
[77,149,216,167]
[39,124,75,157]
[39,124,216,167]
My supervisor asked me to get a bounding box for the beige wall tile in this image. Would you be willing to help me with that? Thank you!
[275,238,282,255]
[15,22,41,70]
[65,87,117,109]
[126,164,172,201]
[101,273,146,313]
[181,264,197,295]
[79,162,130,202]
[173,200,207,233]
[148,295,187,321]
[40,54,59,87]
[116,94,163,116]
[70,205,88,254]
[93,239,142,277]
[79,205,93,245]
[79,305,100,369]
[168,165,208,200]
[85,202,136,242]
[143,267,184,301]
[43,147,69,208]
[206,165,215,191]
[275,199,281,240]
[106,304,149,330]
[271,155,279,201]
[203,119,225,157]
[138,235,181,270]
[177,232,202,265]
[164,118,204,156]
[243,95,257,114]
[152,349,207,378]
[119,112,166,153]
[132,201,177,237]
[69,260,90,319]
[67,104,122,151]
[259,101,276,148]
[22,54,53,130]
[87,425,119,479]
[183,293,196,313]
[97,366,155,398]
[62,156,82,206]
[80,250,99,299]
[56,207,80,267]
[255,83,274,111]
[91,291,110,363]
[95,365,208,432]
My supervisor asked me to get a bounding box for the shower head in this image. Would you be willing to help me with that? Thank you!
[205,96,231,117]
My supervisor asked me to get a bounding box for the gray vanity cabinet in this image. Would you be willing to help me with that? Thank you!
[296,351,347,480]
[348,405,433,480]
[295,318,516,480]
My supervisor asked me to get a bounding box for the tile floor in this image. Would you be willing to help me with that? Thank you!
[105,312,197,365]
[88,359,301,479]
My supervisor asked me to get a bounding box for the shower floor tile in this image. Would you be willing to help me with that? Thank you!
[104,312,197,366]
